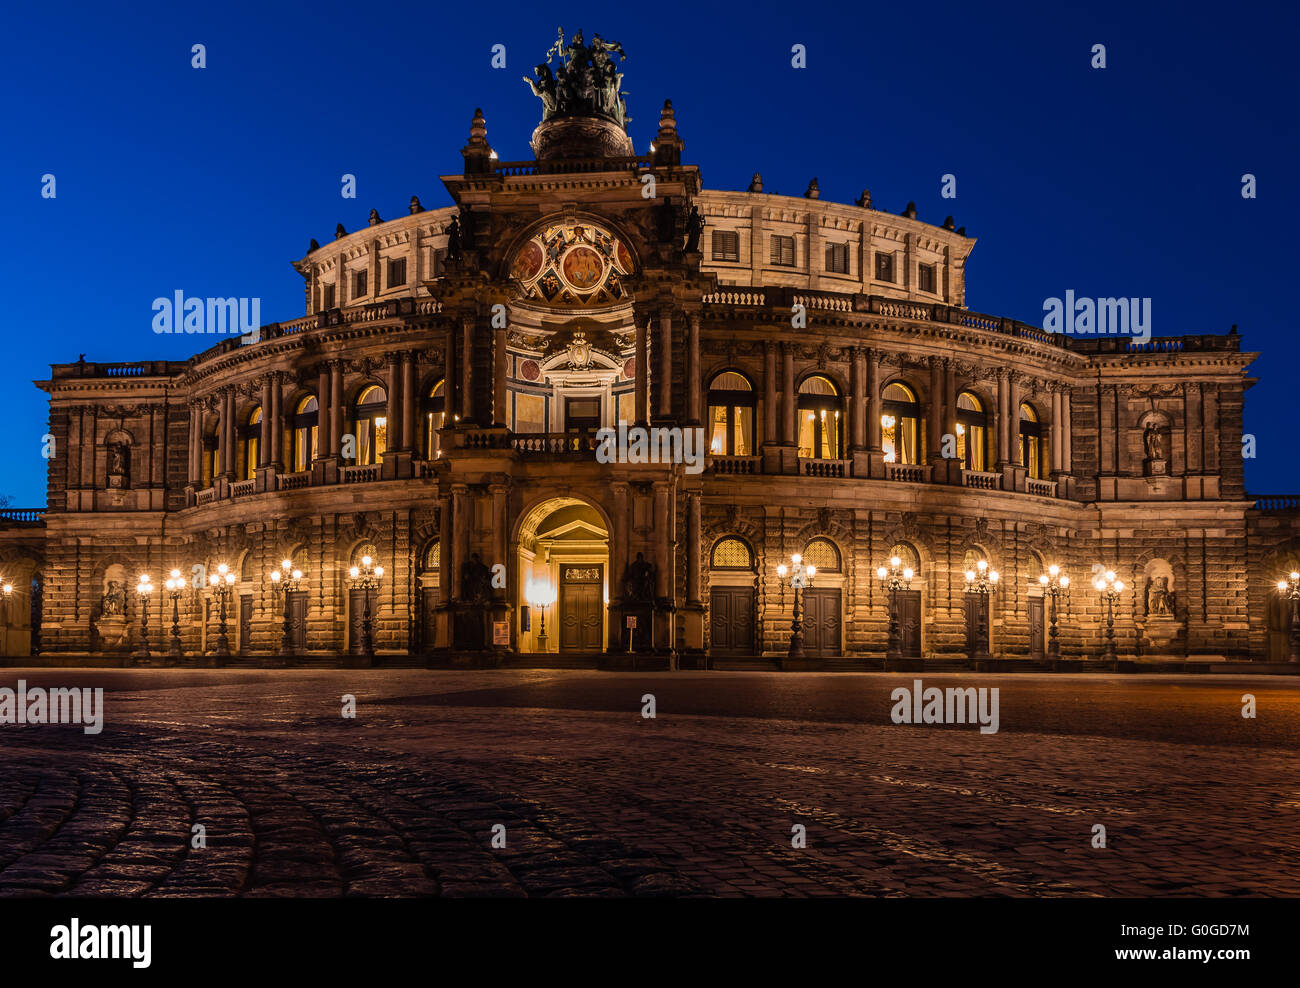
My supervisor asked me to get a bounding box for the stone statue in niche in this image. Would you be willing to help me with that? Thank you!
[622,552,656,604]
[684,205,705,253]
[459,553,492,605]
[1142,421,1169,476]
[107,443,130,489]
[100,580,126,617]
[1146,575,1174,617]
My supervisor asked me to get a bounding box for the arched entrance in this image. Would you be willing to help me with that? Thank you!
[515,496,610,654]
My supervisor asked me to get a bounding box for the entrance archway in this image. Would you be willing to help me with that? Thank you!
[515,496,610,654]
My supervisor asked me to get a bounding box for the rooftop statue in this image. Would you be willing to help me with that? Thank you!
[524,27,631,129]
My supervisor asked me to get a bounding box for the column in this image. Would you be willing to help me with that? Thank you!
[1050,388,1063,473]
[653,482,671,600]
[490,484,508,574]
[438,491,453,608]
[635,313,649,426]
[451,485,470,603]
[611,482,629,603]
[782,343,796,445]
[1062,388,1073,474]
[493,323,508,427]
[270,373,283,467]
[997,369,1012,468]
[460,317,474,424]
[259,377,273,468]
[330,360,344,455]
[188,403,202,485]
[656,308,672,419]
[927,357,943,464]
[686,314,701,425]
[850,347,866,450]
[401,353,416,452]
[386,353,403,451]
[866,350,882,451]
[763,342,777,445]
[316,364,332,460]
[444,327,458,422]
[686,492,701,606]
[221,389,235,478]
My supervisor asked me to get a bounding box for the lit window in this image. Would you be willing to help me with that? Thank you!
[354,386,387,465]
[956,392,987,471]
[291,396,318,473]
[881,382,919,464]
[1019,403,1046,479]
[797,376,842,459]
[706,371,754,456]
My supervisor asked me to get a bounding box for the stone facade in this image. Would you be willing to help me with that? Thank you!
[1,90,1296,666]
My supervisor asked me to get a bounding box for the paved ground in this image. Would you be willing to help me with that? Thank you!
[0,669,1296,897]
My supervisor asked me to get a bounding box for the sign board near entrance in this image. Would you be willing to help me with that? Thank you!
[492,621,509,646]
[626,615,637,629]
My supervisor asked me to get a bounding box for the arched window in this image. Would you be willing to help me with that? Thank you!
[1019,403,1046,479]
[423,380,445,459]
[352,542,379,569]
[962,548,987,573]
[290,395,318,473]
[422,540,441,587]
[706,372,755,456]
[956,392,988,471]
[353,386,388,466]
[889,542,921,575]
[803,537,841,573]
[881,382,920,464]
[710,537,754,570]
[239,407,262,481]
[797,376,842,459]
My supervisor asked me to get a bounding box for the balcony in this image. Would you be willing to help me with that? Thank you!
[1027,478,1058,498]
[708,455,761,475]
[801,458,850,478]
[341,464,380,484]
[886,462,931,483]
[962,469,1002,491]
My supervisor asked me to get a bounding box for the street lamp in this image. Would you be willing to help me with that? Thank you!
[875,555,914,661]
[163,568,185,662]
[348,554,384,658]
[776,553,817,661]
[962,559,1000,660]
[269,558,306,661]
[1038,564,1071,660]
[1275,570,1300,663]
[1093,568,1124,662]
[207,562,237,660]
[526,579,556,652]
[134,573,153,663]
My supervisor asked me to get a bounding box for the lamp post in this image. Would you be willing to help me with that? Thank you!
[207,562,236,661]
[269,558,305,662]
[1038,565,1071,660]
[1093,568,1124,663]
[875,555,914,662]
[134,573,153,664]
[1275,570,1300,663]
[349,554,384,659]
[164,569,185,663]
[776,553,817,662]
[962,559,1000,660]
[526,579,555,652]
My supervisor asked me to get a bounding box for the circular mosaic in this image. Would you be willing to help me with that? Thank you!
[563,246,605,290]
[510,241,544,281]
[519,359,541,382]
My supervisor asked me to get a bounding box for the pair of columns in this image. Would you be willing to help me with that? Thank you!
[631,307,702,425]
[761,344,886,456]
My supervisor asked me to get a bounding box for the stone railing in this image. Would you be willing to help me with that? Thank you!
[1253,494,1300,512]
[512,432,600,454]
[195,487,217,506]
[701,290,766,307]
[1027,477,1058,498]
[708,455,761,474]
[276,471,311,491]
[51,360,188,380]
[794,291,853,313]
[229,479,255,498]
[886,461,930,483]
[491,154,654,177]
[801,457,850,477]
[962,469,1002,491]
[0,508,44,525]
[340,464,380,484]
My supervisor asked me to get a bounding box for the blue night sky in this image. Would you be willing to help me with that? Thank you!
[2,0,1295,505]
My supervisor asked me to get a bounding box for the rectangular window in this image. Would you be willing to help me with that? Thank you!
[826,243,849,274]
[322,283,335,309]
[770,234,795,267]
[918,263,936,293]
[387,257,406,289]
[711,230,740,262]
[875,252,894,283]
[354,269,368,298]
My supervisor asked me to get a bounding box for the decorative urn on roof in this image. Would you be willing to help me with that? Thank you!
[523,27,635,160]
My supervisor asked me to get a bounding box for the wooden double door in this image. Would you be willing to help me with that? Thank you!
[710,587,755,653]
[802,588,842,656]
[560,564,604,651]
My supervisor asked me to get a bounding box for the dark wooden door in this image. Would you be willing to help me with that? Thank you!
[238,597,253,655]
[560,565,603,651]
[1028,596,1045,659]
[348,587,370,653]
[964,594,990,654]
[709,587,755,653]
[287,591,308,652]
[420,587,439,653]
[896,589,921,658]
[803,588,841,656]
